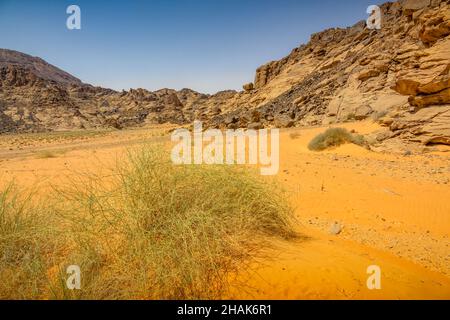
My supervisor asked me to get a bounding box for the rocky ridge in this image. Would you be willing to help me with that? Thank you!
[1,0,449,150]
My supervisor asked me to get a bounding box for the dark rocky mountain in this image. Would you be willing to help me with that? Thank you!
[0,49,82,86]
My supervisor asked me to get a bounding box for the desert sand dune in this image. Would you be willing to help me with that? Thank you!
[1,121,448,299]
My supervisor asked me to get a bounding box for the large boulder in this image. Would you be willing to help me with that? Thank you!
[274,114,294,128]
[243,82,254,92]
[357,69,381,82]
[355,105,373,120]
[392,79,421,96]
[394,64,450,109]
[418,65,450,94]
[409,88,450,108]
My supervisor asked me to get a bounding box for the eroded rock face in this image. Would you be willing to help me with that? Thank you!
[212,0,449,136]
[409,88,450,108]
[388,107,450,145]
[393,64,450,109]
[419,65,450,94]
[400,0,431,11]
[392,79,421,95]
[389,60,450,145]
[418,4,450,44]
[220,0,450,147]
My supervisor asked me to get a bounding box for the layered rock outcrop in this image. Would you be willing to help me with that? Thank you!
[207,0,450,147]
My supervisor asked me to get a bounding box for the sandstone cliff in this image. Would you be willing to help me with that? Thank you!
[207,0,450,149]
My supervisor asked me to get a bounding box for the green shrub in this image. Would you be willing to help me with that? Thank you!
[308,128,366,151]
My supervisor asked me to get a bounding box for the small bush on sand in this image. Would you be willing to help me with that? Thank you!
[51,146,297,299]
[308,128,366,151]
[35,150,58,159]
[36,150,67,159]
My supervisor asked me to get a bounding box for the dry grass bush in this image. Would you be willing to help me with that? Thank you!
[0,184,62,299]
[1,146,297,299]
[308,128,366,151]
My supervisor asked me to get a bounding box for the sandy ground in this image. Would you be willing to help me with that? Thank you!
[0,121,449,300]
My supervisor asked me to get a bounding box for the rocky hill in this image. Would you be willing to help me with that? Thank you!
[0,58,202,133]
[207,0,450,149]
[1,0,449,149]
[0,49,82,86]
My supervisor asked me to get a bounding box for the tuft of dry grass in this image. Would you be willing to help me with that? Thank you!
[308,128,366,151]
[35,150,58,159]
[0,184,62,299]
[54,146,296,299]
[35,149,69,159]
[1,146,297,300]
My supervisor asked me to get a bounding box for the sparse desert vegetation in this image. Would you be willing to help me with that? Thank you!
[0,146,296,299]
[0,0,449,301]
[1,122,450,300]
[308,128,366,151]
[0,130,111,147]
[34,149,70,159]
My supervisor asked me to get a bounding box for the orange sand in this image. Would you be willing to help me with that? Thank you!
[1,122,449,299]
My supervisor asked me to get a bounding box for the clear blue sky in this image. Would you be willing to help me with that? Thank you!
[0,0,383,93]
